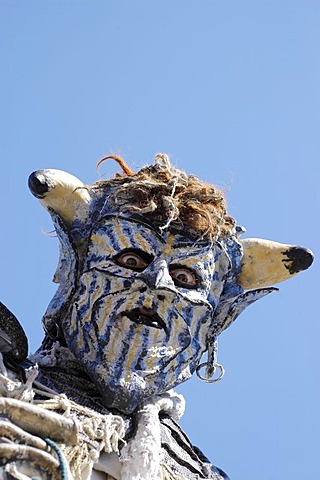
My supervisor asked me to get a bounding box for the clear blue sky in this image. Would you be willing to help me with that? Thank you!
[1,2,319,479]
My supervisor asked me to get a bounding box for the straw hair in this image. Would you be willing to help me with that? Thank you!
[93,153,235,241]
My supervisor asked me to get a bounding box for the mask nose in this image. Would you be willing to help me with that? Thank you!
[137,260,176,291]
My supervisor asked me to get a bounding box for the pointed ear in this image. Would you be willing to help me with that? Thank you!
[238,238,313,289]
[28,169,91,226]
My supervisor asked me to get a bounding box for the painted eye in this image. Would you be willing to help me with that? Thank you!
[170,267,197,288]
[114,249,153,271]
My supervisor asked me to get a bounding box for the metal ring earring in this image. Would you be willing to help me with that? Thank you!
[196,337,225,383]
[196,362,225,383]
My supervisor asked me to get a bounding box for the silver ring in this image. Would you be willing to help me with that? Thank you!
[196,362,225,383]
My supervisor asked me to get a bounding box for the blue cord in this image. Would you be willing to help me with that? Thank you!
[45,438,68,480]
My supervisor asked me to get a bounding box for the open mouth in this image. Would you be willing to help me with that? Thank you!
[123,307,167,331]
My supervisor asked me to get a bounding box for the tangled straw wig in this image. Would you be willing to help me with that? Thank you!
[93,153,235,242]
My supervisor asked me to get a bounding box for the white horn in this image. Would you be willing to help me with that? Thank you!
[28,169,91,225]
[238,238,313,289]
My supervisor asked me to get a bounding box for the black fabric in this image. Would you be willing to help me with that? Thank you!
[160,414,229,479]
[34,362,230,479]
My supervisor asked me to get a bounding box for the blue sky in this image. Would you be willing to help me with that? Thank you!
[1,2,319,479]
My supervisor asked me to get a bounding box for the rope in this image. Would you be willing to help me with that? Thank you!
[45,438,69,480]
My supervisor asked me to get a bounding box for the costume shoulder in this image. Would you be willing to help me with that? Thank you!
[0,302,28,363]
[160,414,230,479]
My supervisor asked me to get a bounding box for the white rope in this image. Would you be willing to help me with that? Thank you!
[0,352,38,402]
[120,390,185,480]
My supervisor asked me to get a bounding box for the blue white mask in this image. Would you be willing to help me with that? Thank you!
[63,216,231,412]
[28,163,313,413]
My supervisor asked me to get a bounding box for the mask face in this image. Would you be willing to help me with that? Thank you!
[63,216,227,413]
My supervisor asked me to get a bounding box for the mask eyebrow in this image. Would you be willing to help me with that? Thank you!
[171,242,210,250]
[170,240,214,259]
[168,232,213,250]
[101,214,167,243]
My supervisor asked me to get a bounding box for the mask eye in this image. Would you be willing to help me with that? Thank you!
[170,267,198,289]
[114,249,153,272]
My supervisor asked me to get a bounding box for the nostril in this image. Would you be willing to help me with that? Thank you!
[139,287,147,293]
[157,295,165,301]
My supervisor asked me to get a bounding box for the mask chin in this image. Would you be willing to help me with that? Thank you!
[95,372,155,414]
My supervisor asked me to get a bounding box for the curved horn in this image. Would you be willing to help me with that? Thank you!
[28,169,91,225]
[238,238,314,289]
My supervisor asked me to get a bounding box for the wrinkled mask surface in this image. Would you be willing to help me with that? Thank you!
[63,215,230,413]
